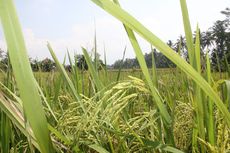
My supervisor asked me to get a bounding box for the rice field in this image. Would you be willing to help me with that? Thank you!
[0,0,229,153]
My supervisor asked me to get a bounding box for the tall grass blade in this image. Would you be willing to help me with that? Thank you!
[36,82,58,123]
[0,92,39,150]
[103,45,108,81]
[180,0,194,64]
[151,46,158,87]
[206,54,215,145]
[223,80,230,110]
[0,0,53,152]
[67,49,79,91]
[195,26,201,73]
[224,54,230,77]
[47,43,86,113]
[82,47,104,91]
[194,26,205,152]
[1,112,11,153]
[94,25,98,72]
[116,46,126,82]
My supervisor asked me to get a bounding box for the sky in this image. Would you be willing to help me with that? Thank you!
[0,0,230,64]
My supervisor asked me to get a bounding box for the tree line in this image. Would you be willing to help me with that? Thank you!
[0,51,104,72]
[0,8,229,72]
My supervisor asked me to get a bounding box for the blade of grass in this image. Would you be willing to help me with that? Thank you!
[116,46,126,82]
[0,92,39,151]
[195,26,201,73]
[47,43,86,113]
[223,80,230,111]
[74,53,81,92]
[151,46,158,87]
[194,26,205,152]
[180,0,195,65]
[224,54,230,77]
[103,45,108,83]
[94,25,98,72]
[53,73,63,110]
[0,0,53,152]
[206,54,215,145]
[1,112,11,153]
[36,82,58,123]
[82,47,104,91]
[67,49,79,92]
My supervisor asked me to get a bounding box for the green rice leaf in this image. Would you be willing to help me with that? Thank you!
[206,54,215,145]
[116,46,126,82]
[82,47,104,91]
[180,0,195,64]
[0,92,40,150]
[47,43,86,113]
[224,54,230,77]
[0,0,53,152]
[195,25,201,73]
[151,46,158,87]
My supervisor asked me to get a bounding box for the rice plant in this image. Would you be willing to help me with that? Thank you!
[0,0,229,152]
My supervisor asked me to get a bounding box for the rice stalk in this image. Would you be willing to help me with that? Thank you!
[0,0,53,152]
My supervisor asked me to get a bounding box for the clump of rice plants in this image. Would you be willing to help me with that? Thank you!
[0,0,229,152]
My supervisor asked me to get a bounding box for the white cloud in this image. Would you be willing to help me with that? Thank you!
[46,17,136,64]
[1,18,134,65]
[23,28,51,60]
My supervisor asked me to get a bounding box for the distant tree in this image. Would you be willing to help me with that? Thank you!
[123,58,138,69]
[221,7,230,30]
[113,59,123,69]
[153,50,176,68]
[144,52,152,68]
[112,48,176,69]
[40,58,55,72]
[200,31,213,50]
[30,59,40,72]
[75,54,88,70]
[174,35,188,61]
[210,19,230,71]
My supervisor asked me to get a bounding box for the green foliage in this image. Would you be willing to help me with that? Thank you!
[113,50,176,69]
[0,0,229,153]
[0,0,53,152]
